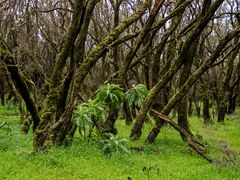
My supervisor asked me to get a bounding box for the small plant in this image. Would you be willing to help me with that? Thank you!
[100,134,130,155]
[73,100,106,140]
[94,84,125,134]
[125,84,149,108]
[94,83,125,108]
[142,166,160,180]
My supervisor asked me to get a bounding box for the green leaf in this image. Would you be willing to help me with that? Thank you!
[126,84,149,107]
[94,84,125,108]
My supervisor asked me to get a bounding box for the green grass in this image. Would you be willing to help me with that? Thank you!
[0,105,240,179]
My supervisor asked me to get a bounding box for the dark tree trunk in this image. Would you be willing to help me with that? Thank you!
[228,94,237,114]
[103,107,119,135]
[145,28,240,143]
[227,87,235,114]
[202,89,211,124]
[217,36,239,122]
[130,0,191,140]
[194,99,201,117]
[0,75,4,106]
[188,97,193,116]
[227,53,240,114]
[110,0,122,72]
[131,104,137,119]
[123,101,133,125]
[177,34,199,138]
[1,41,40,131]
[178,97,193,138]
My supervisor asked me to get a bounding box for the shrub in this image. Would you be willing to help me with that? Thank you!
[100,134,130,155]
[125,84,149,108]
[73,100,106,140]
[94,83,125,109]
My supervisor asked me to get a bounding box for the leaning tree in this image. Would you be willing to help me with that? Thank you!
[0,0,239,154]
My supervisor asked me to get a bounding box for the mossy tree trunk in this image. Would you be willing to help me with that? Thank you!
[73,0,151,90]
[123,101,133,125]
[131,0,224,140]
[117,0,166,87]
[0,41,40,131]
[103,107,119,135]
[177,38,199,137]
[177,0,212,137]
[188,96,193,116]
[35,0,152,150]
[227,44,240,114]
[217,37,239,122]
[146,27,240,143]
[33,0,88,150]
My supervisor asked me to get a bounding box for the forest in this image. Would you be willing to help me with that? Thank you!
[0,0,240,179]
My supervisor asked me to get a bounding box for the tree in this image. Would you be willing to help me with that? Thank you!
[0,0,239,153]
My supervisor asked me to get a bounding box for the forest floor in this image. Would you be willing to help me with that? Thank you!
[0,105,240,180]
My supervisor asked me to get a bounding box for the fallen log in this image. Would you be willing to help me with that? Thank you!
[151,109,212,163]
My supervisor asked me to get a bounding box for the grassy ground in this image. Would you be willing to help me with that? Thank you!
[0,105,240,180]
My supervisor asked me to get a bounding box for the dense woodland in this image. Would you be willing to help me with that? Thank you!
[0,0,240,163]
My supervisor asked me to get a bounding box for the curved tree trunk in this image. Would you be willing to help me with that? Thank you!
[217,36,239,122]
[146,28,240,143]
[131,0,224,140]
[0,39,40,131]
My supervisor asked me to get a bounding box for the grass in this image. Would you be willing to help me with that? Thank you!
[0,105,240,179]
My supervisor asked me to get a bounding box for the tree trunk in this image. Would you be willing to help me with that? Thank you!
[146,28,240,143]
[151,109,212,162]
[177,33,200,137]
[202,89,211,124]
[217,36,239,122]
[103,107,119,135]
[0,75,4,106]
[0,40,40,131]
[188,97,193,116]
[131,0,225,140]
[194,99,201,117]
[123,101,133,125]
[227,50,240,114]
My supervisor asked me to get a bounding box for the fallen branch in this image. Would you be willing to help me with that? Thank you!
[151,109,212,163]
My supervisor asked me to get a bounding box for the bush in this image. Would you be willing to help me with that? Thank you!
[100,134,130,155]
[125,84,149,108]
[73,100,106,140]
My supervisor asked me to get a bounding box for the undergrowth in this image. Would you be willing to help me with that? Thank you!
[0,105,240,179]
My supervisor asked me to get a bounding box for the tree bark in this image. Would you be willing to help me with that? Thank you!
[131,0,225,140]
[151,109,212,163]
[202,88,211,124]
[146,28,240,143]
[217,36,239,122]
[0,39,40,131]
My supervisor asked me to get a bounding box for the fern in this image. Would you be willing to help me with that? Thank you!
[125,84,149,107]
